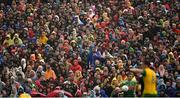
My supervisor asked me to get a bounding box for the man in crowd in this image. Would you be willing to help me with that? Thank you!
[130,57,157,97]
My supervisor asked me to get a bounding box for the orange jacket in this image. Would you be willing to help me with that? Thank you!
[44,69,57,80]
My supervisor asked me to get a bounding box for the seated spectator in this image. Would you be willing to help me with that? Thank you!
[70,60,82,73]
[44,64,56,80]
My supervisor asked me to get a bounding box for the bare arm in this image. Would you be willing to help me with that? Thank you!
[130,68,144,74]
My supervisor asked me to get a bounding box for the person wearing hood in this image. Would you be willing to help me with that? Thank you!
[102,12,110,22]
[93,85,108,97]
[158,64,165,78]
[3,35,14,47]
[34,66,45,80]
[62,40,71,54]
[111,77,119,89]
[38,32,48,45]
[168,52,176,66]
[87,44,96,68]
[36,66,45,76]
[21,58,26,71]
[157,79,165,90]
[70,60,82,73]
[73,15,84,25]
[86,90,95,98]
[36,54,44,63]
[0,51,4,67]
[24,78,36,93]
[74,70,83,85]
[165,80,176,97]
[18,86,31,98]
[13,34,23,46]
[59,90,68,98]
[88,9,95,19]
[16,69,25,87]
[25,65,35,79]
[44,64,57,80]
[30,54,36,62]
[10,76,21,97]
[70,40,77,50]
[76,36,83,57]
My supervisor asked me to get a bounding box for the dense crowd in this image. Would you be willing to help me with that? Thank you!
[0,0,179,97]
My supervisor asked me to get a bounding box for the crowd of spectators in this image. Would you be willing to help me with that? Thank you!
[0,0,179,97]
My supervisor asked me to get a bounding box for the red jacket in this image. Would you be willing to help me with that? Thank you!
[70,60,82,73]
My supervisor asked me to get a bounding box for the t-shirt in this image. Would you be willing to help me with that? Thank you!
[142,68,157,95]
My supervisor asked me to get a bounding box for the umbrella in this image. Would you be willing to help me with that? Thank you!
[30,91,46,97]
[47,90,73,97]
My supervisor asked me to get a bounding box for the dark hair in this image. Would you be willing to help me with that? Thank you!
[144,56,150,66]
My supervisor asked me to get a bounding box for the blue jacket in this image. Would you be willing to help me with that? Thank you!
[0,54,4,66]
[166,86,176,97]
[87,45,95,68]
[87,51,103,69]
[100,89,108,97]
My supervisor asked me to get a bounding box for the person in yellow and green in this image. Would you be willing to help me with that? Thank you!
[3,35,14,47]
[13,34,23,46]
[130,57,158,97]
[38,32,48,45]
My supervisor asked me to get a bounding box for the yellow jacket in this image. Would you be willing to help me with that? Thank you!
[39,35,48,44]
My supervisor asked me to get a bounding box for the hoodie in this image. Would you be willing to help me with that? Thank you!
[13,34,23,45]
[166,86,176,97]
[0,53,4,66]
[70,60,82,73]
[38,32,48,44]
[87,45,95,68]
[100,89,108,97]
[3,35,14,46]
[21,58,26,71]
[157,79,166,96]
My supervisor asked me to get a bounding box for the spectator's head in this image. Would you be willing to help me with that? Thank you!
[18,86,24,95]
[127,72,134,81]
[142,56,151,68]
[17,72,23,80]
[37,65,43,72]
[6,35,11,40]
[93,85,100,96]
[46,64,51,70]
[73,60,79,65]
[10,76,15,84]
[59,90,65,97]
